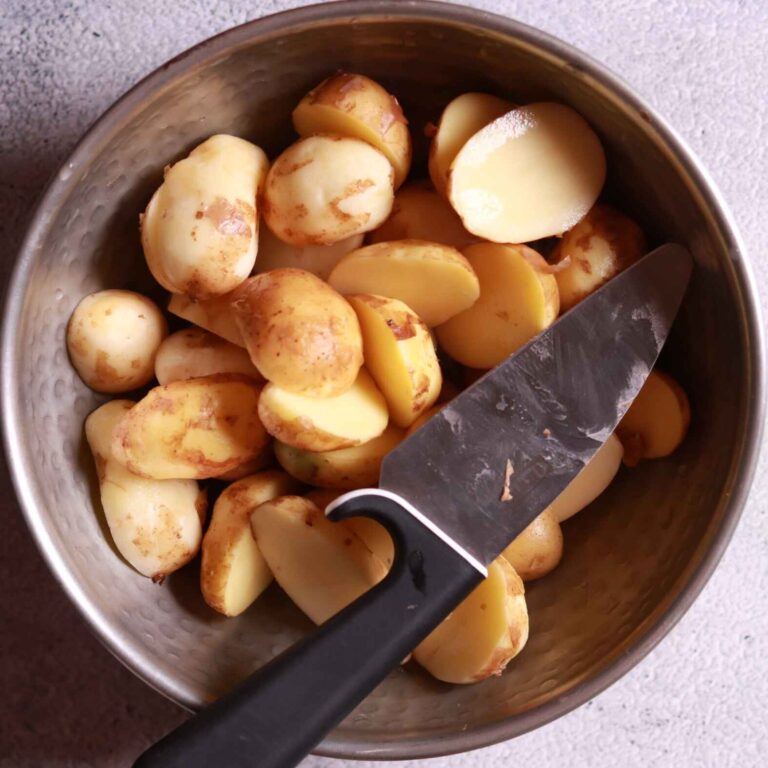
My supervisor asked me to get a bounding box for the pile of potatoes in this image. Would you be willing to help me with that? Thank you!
[67,73,690,685]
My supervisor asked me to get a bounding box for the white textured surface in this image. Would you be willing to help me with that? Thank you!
[0,1,766,767]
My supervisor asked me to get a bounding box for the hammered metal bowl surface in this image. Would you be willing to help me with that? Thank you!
[2,0,764,760]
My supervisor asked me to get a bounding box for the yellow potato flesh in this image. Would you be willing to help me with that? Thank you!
[436,243,559,369]
[328,240,480,327]
[168,292,244,347]
[448,102,606,243]
[501,509,563,581]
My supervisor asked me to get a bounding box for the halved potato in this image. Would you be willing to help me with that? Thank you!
[501,509,563,581]
[293,72,411,188]
[168,292,244,347]
[201,470,300,616]
[111,374,268,479]
[436,243,559,369]
[413,557,528,684]
[449,102,606,243]
[328,240,480,326]
[258,369,388,451]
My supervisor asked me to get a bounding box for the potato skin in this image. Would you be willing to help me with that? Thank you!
[167,292,244,347]
[501,509,563,581]
[231,269,363,397]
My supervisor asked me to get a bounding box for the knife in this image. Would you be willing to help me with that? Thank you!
[135,243,692,768]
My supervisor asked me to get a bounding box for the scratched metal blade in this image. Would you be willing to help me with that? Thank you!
[380,244,692,566]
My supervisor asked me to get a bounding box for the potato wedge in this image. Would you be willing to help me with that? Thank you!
[231,269,363,397]
[275,424,404,489]
[436,243,559,368]
[155,328,262,385]
[85,400,205,580]
[293,72,411,188]
[413,557,528,684]
[350,294,441,427]
[258,369,388,452]
[142,135,268,299]
[428,92,513,198]
[250,496,387,624]
[111,374,268,479]
[616,371,690,465]
[449,102,606,243]
[263,135,394,246]
[201,471,300,616]
[501,509,563,581]
[168,292,244,347]
[328,240,480,326]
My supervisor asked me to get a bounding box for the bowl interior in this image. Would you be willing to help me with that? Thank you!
[4,4,756,759]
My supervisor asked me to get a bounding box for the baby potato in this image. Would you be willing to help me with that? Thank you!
[231,269,363,397]
[350,294,441,427]
[167,292,244,347]
[553,205,646,311]
[405,405,442,437]
[368,183,478,250]
[328,240,480,327]
[501,509,563,581]
[111,374,268,480]
[142,134,269,299]
[263,135,394,246]
[201,471,300,617]
[616,370,690,466]
[154,328,262,385]
[67,289,167,393]
[85,400,205,581]
[293,72,411,188]
[258,369,388,452]
[413,557,528,684]
[214,440,275,481]
[275,424,405,489]
[449,102,606,243]
[437,243,559,369]
[250,496,387,624]
[428,92,514,198]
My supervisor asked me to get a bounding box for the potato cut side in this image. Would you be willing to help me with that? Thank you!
[258,369,389,452]
[111,374,268,479]
[616,371,690,465]
[413,558,528,684]
[448,102,606,243]
[502,509,563,581]
[328,240,480,327]
[437,243,559,369]
[429,92,514,198]
[293,72,411,188]
[250,496,387,624]
[548,433,624,523]
[168,292,244,347]
[201,471,300,616]
[275,424,404,489]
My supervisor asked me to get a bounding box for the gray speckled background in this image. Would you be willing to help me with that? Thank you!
[1,1,766,766]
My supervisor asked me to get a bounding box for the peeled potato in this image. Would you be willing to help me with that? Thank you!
[142,134,268,299]
[258,369,388,452]
[275,424,405,489]
[111,374,268,479]
[350,294,442,427]
[554,205,646,311]
[293,72,411,188]
[251,496,387,624]
[449,102,606,243]
[168,292,244,347]
[368,183,478,249]
[67,290,167,393]
[329,240,480,326]
[437,243,559,369]
[231,269,363,397]
[616,370,690,466]
[85,400,205,581]
[263,135,394,246]
[413,557,528,684]
[501,509,563,581]
[155,328,262,385]
[428,92,514,198]
[201,471,300,616]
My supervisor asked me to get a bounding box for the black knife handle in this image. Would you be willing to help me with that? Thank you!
[133,489,485,768]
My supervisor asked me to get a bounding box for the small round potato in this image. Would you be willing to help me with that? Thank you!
[230,269,363,397]
[167,292,244,347]
[292,72,411,188]
[67,289,167,393]
[263,135,395,246]
[501,509,563,581]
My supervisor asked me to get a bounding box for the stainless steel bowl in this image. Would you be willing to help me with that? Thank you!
[2,0,764,760]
